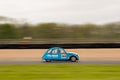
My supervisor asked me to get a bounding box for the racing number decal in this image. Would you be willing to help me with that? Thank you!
[62,53,66,58]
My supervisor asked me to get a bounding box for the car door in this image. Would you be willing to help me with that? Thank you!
[59,49,68,60]
[51,49,59,60]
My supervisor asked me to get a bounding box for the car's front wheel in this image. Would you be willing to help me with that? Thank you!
[70,56,77,62]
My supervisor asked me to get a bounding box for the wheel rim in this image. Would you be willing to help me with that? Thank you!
[71,57,76,62]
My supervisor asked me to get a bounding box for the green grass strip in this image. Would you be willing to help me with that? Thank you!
[0,64,120,80]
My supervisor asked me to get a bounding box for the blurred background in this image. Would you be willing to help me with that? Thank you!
[0,0,120,44]
[0,16,120,44]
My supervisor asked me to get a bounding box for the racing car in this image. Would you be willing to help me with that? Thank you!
[42,47,79,62]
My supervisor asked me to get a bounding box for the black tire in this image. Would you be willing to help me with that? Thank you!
[70,56,77,62]
[46,60,51,62]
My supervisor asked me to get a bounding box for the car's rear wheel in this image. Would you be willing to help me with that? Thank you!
[70,56,77,62]
[46,60,51,62]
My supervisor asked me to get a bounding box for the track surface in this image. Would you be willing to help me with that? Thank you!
[0,49,120,64]
[0,60,120,64]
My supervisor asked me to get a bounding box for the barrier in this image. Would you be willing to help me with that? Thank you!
[0,43,120,49]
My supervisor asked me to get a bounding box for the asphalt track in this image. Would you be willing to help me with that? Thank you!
[0,60,120,64]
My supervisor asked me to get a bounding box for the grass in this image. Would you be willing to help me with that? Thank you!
[0,64,120,80]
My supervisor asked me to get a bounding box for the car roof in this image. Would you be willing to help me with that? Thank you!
[48,47,64,50]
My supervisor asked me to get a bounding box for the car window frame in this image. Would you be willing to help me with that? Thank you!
[59,48,66,54]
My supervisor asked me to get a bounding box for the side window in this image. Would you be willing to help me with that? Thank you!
[59,49,65,54]
[52,49,58,54]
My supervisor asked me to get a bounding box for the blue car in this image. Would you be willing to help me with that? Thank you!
[42,47,79,62]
